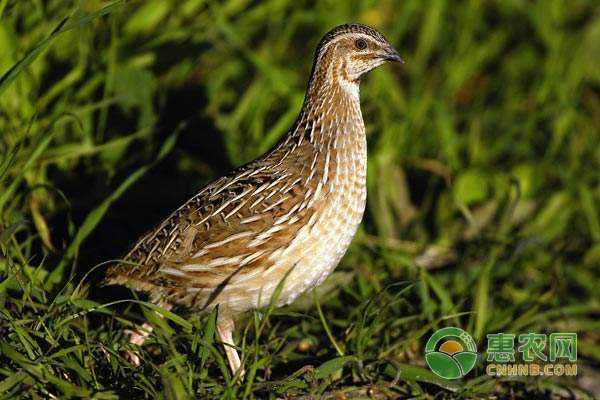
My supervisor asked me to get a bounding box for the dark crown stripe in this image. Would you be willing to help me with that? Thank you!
[316,23,388,52]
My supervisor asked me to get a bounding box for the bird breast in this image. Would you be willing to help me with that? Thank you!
[224,116,368,313]
[272,133,367,307]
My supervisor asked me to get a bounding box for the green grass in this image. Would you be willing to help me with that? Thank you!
[1,0,599,398]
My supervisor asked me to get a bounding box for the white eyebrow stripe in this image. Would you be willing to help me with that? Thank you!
[317,32,379,58]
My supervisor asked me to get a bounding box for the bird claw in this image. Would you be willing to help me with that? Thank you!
[123,349,142,366]
[122,322,154,366]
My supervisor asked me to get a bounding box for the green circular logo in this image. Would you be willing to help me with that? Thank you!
[425,327,478,379]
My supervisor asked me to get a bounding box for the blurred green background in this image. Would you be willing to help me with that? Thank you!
[1,0,599,398]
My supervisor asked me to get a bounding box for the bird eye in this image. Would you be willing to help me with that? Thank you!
[355,38,368,50]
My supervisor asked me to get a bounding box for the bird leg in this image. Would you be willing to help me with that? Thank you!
[216,314,244,379]
[124,302,173,366]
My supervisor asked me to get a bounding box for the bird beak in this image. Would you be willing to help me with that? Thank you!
[380,46,404,63]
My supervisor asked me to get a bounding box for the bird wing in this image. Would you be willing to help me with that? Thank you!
[104,140,324,294]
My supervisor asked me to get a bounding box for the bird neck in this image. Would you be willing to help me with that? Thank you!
[263,71,367,199]
[264,62,366,174]
[292,75,364,148]
[305,53,361,110]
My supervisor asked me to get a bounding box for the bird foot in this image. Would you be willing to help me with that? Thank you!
[123,349,141,366]
[121,303,172,366]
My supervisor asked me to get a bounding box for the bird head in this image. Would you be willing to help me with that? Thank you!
[309,24,403,96]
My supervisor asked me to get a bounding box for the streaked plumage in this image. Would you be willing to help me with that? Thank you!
[104,23,402,377]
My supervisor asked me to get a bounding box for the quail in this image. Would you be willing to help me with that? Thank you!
[104,23,403,377]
